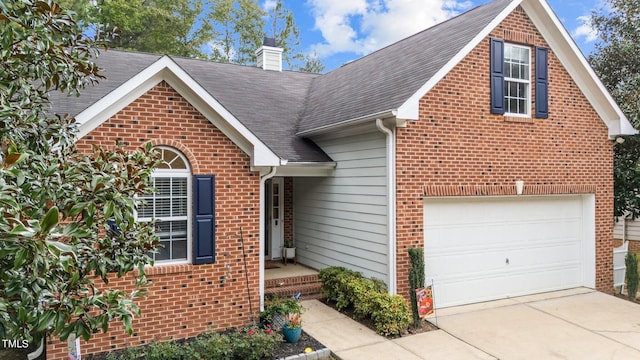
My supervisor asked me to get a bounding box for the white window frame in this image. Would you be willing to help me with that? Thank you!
[504,43,531,117]
[137,147,192,265]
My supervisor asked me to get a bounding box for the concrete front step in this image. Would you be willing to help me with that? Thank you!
[265,274,323,300]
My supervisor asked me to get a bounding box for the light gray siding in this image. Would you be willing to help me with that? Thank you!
[294,130,389,283]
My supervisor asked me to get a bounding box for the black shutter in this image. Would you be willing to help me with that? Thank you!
[490,38,505,115]
[535,46,549,118]
[193,175,215,265]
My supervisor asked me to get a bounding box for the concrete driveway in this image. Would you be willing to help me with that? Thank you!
[432,288,640,359]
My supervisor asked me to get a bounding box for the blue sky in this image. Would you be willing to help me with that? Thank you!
[266,0,604,71]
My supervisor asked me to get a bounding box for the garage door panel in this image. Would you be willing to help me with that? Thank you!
[424,196,590,308]
[431,263,583,307]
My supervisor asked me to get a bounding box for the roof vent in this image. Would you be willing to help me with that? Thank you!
[256,37,283,72]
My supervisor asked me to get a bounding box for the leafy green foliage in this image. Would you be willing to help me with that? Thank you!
[590,0,640,217]
[208,0,264,64]
[208,0,303,67]
[0,0,159,345]
[408,248,425,328]
[318,266,409,337]
[59,0,324,71]
[105,328,283,360]
[625,252,639,301]
[614,136,640,219]
[58,0,212,57]
[260,295,304,327]
[370,294,412,337]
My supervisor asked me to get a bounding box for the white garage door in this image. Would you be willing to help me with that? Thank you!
[424,195,595,308]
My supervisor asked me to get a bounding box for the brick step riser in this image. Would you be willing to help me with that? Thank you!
[265,287,323,300]
[265,280,323,300]
[265,275,320,288]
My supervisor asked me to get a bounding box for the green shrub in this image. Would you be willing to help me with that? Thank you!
[189,332,232,360]
[144,341,195,360]
[626,252,639,301]
[351,277,382,319]
[228,327,283,360]
[319,266,412,337]
[319,266,357,307]
[105,340,194,360]
[408,248,425,328]
[103,327,282,360]
[370,294,411,337]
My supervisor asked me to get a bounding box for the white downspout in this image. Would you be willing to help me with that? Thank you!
[376,119,397,294]
[259,166,277,310]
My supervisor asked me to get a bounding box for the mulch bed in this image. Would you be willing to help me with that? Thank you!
[614,292,640,304]
[272,330,327,359]
[321,299,439,337]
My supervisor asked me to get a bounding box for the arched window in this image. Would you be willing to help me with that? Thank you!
[138,147,191,263]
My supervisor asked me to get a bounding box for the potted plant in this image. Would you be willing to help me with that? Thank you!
[260,296,304,331]
[281,312,302,343]
[283,238,296,264]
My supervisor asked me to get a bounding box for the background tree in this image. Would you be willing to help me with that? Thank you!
[208,0,303,67]
[590,0,640,218]
[208,0,263,64]
[292,52,326,74]
[58,0,212,57]
[60,0,323,70]
[0,0,159,354]
[264,0,300,67]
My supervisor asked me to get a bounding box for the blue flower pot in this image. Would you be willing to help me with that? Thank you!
[282,325,302,343]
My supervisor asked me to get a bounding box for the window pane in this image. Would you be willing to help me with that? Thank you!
[172,240,187,260]
[522,64,529,80]
[138,199,153,218]
[156,198,171,217]
[518,99,526,114]
[174,197,188,216]
[162,149,177,165]
[509,98,518,113]
[173,178,187,197]
[171,220,188,239]
[156,178,171,196]
[155,243,170,261]
[518,83,526,97]
[170,156,186,169]
[156,221,171,238]
[510,82,518,96]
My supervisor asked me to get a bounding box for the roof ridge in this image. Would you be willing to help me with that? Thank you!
[332,0,509,72]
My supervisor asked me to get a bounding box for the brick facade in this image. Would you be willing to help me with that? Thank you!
[395,7,614,298]
[284,177,294,245]
[48,81,261,358]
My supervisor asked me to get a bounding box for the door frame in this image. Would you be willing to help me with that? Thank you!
[265,177,284,260]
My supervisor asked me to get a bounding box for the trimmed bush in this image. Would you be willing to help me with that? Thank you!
[408,248,425,328]
[319,266,411,337]
[103,326,282,360]
[626,252,639,301]
[370,294,412,337]
[189,332,233,360]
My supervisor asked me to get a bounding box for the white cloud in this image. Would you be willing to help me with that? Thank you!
[263,0,278,12]
[572,15,598,43]
[307,0,473,57]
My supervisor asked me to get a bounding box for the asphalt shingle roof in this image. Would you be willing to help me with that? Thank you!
[48,0,512,162]
[48,50,329,162]
[298,0,512,133]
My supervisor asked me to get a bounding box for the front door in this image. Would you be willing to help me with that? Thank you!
[266,178,284,260]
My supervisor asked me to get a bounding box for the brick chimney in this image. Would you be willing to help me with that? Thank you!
[256,37,283,71]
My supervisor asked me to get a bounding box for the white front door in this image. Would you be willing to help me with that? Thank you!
[423,195,595,308]
[269,178,284,260]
